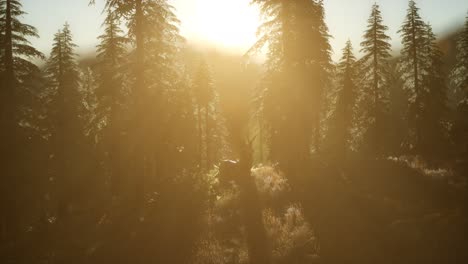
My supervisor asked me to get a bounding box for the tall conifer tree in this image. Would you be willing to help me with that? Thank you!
[330,40,357,161]
[91,0,184,202]
[398,0,428,151]
[419,23,448,159]
[46,23,82,219]
[451,14,468,158]
[193,60,214,170]
[359,3,392,155]
[96,9,128,195]
[250,0,331,175]
[0,0,44,243]
[451,14,468,104]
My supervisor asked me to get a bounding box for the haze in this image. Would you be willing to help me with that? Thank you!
[22,0,468,60]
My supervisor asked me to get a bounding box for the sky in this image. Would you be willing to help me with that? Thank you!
[21,0,468,61]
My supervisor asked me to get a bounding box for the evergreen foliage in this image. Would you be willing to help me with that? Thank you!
[95,9,128,195]
[46,23,84,219]
[451,14,468,157]
[358,3,392,154]
[398,0,429,151]
[193,60,215,170]
[419,24,449,159]
[1,1,467,264]
[399,1,449,159]
[0,0,44,245]
[451,13,468,103]
[329,40,357,160]
[250,0,332,177]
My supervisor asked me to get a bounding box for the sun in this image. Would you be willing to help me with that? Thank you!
[189,0,261,51]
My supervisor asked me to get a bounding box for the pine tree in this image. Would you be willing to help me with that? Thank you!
[451,14,468,157]
[249,0,289,167]
[46,23,82,219]
[359,3,392,155]
[96,9,127,101]
[164,72,199,175]
[91,0,147,103]
[0,0,45,80]
[330,40,357,161]
[193,60,214,170]
[91,0,184,203]
[298,0,332,151]
[399,2,448,159]
[91,0,182,96]
[81,67,98,137]
[387,63,408,156]
[451,13,468,103]
[250,0,331,176]
[0,0,44,243]
[126,0,183,199]
[96,9,128,195]
[398,0,428,151]
[418,24,448,159]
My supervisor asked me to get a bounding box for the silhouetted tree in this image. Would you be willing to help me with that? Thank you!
[398,0,428,152]
[387,63,408,156]
[193,60,214,170]
[296,0,332,151]
[96,9,128,196]
[91,0,184,205]
[81,67,98,128]
[250,0,331,179]
[451,13,468,102]
[419,24,449,160]
[451,14,468,158]
[329,40,357,162]
[222,67,271,264]
[46,23,83,220]
[399,2,449,159]
[358,3,392,155]
[0,0,44,246]
[165,72,199,174]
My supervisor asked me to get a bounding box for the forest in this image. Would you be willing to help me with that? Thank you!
[0,0,467,263]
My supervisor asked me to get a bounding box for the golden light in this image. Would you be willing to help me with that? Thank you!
[188,0,260,51]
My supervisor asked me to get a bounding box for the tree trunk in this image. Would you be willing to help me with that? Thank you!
[133,0,146,205]
[134,0,145,98]
[373,14,380,156]
[205,107,211,170]
[411,10,421,151]
[1,0,20,245]
[314,114,321,153]
[258,115,264,163]
[109,104,122,197]
[4,0,14,86]
[197,105,203,171]
[221,153,271,264]
[237,146,270,264]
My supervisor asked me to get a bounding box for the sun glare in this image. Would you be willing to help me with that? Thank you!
[191,0,260,51]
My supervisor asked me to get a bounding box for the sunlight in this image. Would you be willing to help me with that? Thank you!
[190,0,260,51]
[4,0,468,263]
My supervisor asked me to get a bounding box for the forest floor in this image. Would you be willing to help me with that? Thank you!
[297,157,468,264]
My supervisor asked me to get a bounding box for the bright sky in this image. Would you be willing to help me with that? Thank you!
[21,0,468,61]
